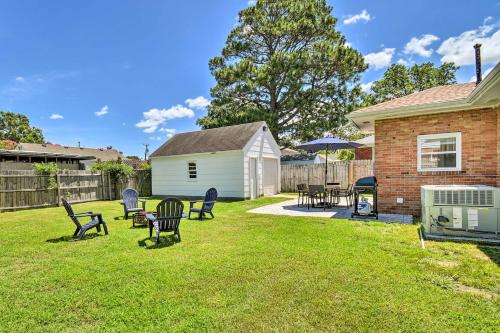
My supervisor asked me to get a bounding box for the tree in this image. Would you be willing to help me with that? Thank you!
[0,111,45,143]
[366,62,459,104]
[197,0,367,144]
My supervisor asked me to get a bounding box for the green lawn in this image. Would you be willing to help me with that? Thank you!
[0,197,499,332]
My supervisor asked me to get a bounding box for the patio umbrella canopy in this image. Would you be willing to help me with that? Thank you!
[296,137,361,186]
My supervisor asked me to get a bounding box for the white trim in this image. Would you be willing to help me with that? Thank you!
[417,132,462,172]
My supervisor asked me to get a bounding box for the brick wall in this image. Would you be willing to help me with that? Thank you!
[355,147,372,160]
[375,108,499,216]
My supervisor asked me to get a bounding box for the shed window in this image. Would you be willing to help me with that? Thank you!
[417,132,461,172]
[187,162,197,179]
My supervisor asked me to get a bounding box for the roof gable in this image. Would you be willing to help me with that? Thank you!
[150,122,267,157]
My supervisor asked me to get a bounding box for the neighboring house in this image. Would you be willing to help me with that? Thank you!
[354,135,374,160]
[150,121,281,199]
[348,61,500,216]
[0,143,124,171]
[280,148,337,165]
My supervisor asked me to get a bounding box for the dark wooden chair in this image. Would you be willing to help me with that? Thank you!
[336,184,354,207]
[307,185,327,210]
[150,198,184,243]
[120,188,146,219]
[189,188,218,220]
[62,199,108,240]
[297,184,309,206]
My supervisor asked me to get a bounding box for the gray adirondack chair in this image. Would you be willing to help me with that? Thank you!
[62,199,109,240]
[120,188,146,219]
[150,198,184,243]
[189,188,217,220]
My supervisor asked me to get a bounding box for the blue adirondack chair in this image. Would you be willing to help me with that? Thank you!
[150,198,184,243]
[120,188,146,219]
[189,188,218,220]
[62,198,108,240]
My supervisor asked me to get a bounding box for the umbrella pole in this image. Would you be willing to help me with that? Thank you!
[325,144,328,187]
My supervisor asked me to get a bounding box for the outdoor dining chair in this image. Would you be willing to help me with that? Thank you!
[150,198,184,243]
[297,184,309,207]
[62,198,109,240]
[307,185,327,210]
[336,184,354,207]
[189,188,218,220]
[120,188,146,219]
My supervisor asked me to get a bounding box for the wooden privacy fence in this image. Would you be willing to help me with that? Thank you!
[0,170,152,211]
[281,160,374,192]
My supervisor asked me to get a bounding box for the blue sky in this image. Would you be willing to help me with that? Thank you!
[0,0,499,157]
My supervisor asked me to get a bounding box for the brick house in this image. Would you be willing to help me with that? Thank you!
[348,62,500,216]
[354,135,374,160]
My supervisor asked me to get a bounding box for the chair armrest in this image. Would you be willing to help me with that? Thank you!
[190,200,202,208]
[203,201,217,204]
[73,212,94,217]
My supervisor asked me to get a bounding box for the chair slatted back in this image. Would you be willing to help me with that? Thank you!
[308,185,325,195]
[122,188,139,209]
[156,198,184,231]
[62,198,81,228]
[202,188,218,211]
[297,184,305,191]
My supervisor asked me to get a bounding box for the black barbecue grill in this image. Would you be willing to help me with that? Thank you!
[351,176,378,219]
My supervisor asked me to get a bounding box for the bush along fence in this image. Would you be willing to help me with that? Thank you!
[280,160,374,192]
[0,169,151,212]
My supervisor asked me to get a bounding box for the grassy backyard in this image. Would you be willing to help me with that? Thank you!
[0,197,499,332]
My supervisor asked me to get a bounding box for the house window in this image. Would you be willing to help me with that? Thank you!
[187,161,197,179]
[417,132,462,172]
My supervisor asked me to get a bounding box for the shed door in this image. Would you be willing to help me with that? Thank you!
[263,158,278,196]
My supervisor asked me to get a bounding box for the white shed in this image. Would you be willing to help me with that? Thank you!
[150,121,281,199]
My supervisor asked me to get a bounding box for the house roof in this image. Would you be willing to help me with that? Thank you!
[280,148,299,156]
[355,83,476,114]
[150,121,267,157]
[348,62,500,132]
[13,143,123,161]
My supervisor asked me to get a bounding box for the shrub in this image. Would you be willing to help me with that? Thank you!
[0,140,17,150]
[33,162,59,190]
[91,160,134,181]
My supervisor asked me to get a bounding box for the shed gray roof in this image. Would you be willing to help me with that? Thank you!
[150,122,266,157]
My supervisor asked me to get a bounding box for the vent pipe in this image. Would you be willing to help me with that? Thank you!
[474,43,482,85]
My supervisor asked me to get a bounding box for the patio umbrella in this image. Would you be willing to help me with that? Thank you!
[296,137,362,186]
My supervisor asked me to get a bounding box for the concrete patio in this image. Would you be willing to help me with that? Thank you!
[249,196,413,224]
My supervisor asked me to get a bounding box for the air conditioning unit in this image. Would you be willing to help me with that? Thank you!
[421,185,500,241]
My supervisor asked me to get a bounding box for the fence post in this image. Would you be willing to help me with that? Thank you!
[100,172,105,200]
[56,173,61,206]
[348,161,354,185]
[107,172,112,200]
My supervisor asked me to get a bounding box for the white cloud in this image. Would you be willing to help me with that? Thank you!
[149,136,163,141]
[185,96,210,109]
[136,105,194,133]
[49,114,64,120]
[95,105,109,117]
[397,58,410,66]
[360,82,374,92]
[159,128,177,138]
[15,76,24,82]
[343,10,371,25]
[364,48,395,70]
[437,20,500,66]
[403,34,440,57]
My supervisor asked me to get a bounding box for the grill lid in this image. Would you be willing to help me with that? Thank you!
[354,176,377,187]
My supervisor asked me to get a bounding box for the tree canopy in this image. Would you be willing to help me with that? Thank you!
[362,62,459,105]
[0,111,45,143]
[197,0,366,145]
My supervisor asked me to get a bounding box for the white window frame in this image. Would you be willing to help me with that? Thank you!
[187,161,197,181]
[417,132,462,172]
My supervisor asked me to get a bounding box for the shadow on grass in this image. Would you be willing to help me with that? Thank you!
[478,245,500,266]
[137,234,180,250]
[46,233,102,243]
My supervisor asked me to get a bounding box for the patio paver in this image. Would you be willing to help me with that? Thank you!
[249,198,413,224]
